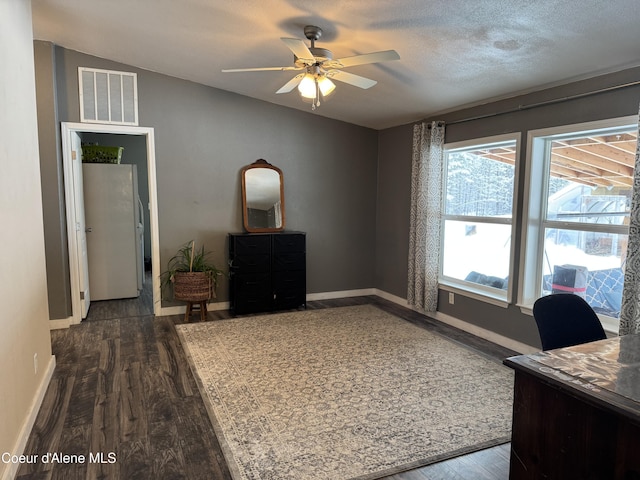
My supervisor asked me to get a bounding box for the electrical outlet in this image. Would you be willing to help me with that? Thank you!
[448,292,455,305]
[33,353,38,375]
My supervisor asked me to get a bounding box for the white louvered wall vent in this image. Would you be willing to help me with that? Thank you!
[78,67,138,125]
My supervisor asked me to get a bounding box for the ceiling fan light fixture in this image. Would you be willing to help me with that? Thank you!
[317,76,336,97]
[298,74,317,99]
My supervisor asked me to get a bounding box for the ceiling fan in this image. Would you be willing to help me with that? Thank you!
[222,25,400,110]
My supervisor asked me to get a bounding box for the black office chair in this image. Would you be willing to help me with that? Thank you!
[532,293,607,350]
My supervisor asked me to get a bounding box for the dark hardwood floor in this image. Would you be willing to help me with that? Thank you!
[18,278,515,479]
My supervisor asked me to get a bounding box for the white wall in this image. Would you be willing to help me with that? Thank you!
[0,1,55,478]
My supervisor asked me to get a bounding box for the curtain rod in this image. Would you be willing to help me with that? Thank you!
[431,79,640,126]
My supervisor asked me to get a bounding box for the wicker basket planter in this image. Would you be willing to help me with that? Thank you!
[160,241,224,303]
[173,272,214,302]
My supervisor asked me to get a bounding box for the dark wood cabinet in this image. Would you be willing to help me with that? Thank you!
[228,232,306,315]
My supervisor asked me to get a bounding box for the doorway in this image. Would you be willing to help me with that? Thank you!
[61,122,160,324]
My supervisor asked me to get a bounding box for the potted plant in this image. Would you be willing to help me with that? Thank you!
[160,240,224,302]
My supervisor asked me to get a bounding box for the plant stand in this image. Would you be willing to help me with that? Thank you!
[185,300,207,322]
[172,271,213,322]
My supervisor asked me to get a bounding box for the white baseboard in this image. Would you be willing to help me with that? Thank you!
[374,289,539,355]
[430,311,539,354]
[157,300,230,318]
[158,290,373,316]
[373,289,410,308]
[2,355,56,480]
[49,317,71,330]
[161,290,377,315]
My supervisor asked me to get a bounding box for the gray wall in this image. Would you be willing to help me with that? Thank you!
[375,125,413,295]
[377,66,640,348]
[34,41,72,319]
[35,42,378,318]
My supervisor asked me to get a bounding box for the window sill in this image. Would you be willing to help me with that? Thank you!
[517,303,533,316]
[439,282,509,308]
[599,316,620,336]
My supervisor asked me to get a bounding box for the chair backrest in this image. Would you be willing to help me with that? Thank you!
[532,294,607,350]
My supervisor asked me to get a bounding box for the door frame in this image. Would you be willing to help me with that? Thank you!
[61,122,160,324]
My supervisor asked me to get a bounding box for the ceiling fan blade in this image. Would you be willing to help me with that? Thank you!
[327,70,377,89]
[328,50,400,68]
[276,74,305,94]
[280,38,315,64]
[222,66,301,73]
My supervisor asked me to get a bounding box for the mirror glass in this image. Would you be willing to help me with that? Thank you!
[241,159,285,232]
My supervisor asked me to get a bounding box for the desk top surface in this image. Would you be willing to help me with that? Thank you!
[505,334,640,417]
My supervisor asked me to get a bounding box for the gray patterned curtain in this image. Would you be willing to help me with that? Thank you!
[619,104,640,335]
[407,121,445,313]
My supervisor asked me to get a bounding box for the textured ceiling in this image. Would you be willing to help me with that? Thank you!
[31,0,640,130]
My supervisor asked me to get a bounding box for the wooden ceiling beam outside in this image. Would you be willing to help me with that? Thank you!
[553,143,634,170]
[469,133,637,187]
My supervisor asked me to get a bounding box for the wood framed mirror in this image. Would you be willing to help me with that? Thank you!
[241,159,285,232]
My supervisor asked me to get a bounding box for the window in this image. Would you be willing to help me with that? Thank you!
[520,117,638,325]
[440,134,520,303]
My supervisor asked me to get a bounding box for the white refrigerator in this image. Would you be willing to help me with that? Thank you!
[83,163,144,301]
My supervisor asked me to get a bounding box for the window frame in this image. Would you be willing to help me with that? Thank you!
[439,133,521,307]
[518,115,638,330]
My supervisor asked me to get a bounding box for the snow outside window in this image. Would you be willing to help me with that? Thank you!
[440,134,520,303]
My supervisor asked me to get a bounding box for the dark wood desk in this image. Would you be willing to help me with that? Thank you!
[504,335,640,480]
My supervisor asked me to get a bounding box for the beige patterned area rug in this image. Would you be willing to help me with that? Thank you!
[176,305,514,480]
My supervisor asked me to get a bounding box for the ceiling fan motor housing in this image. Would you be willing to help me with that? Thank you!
[294,47,333,67]
[292,25,333,67]
[304,25,322,41]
